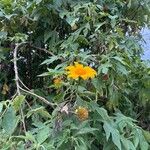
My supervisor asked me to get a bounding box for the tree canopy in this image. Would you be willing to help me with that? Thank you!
[0,0,150,149]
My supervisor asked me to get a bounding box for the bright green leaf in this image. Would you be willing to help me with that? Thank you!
[2,107,18,135]
[12,95,25,112]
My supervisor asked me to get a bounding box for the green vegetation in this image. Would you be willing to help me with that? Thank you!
[0,0,150,149]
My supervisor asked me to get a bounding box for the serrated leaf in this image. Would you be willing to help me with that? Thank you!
[76,137,88,150]
[103,122,111,140]
[112,56,126,65]
[112,130,121,150]
[12,95,25,112]
[26,107,51,118]
[2,107,18,135]
[36,126,50,144]
[96,107,109,120]
[92,78,103,93]
[39,109,51,118]
[121,137,136,150]
[41,56,58,65]
[98,63,112,74]
[133,133,140,148]
[103,121,121,150]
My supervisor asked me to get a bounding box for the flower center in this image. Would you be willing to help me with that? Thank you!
[75,68,86,75]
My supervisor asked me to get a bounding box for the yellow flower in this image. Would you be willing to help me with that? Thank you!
[75,106,89,121]
[65,62,97,80]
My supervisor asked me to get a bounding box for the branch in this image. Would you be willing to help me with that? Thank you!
[13,42,56,108]
[13,43,26,95]
[18,77,57,108]
[19,85,57,108]
[13,42,27,132]
[29,44,55,56]
[18,77,31,91]
[28,43,65,61]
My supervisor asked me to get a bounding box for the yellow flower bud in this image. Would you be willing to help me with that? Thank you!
[75,106,89,121]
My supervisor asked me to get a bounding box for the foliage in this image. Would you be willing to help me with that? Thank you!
[0,0,150,149]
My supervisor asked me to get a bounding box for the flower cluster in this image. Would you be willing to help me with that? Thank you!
[65,62,97,80]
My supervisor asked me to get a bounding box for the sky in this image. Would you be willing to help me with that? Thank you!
[141,28,150,60]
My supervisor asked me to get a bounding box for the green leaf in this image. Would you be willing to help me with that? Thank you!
[41,56,58,65]
[5,14,17,20]
[111,56,126,65]
[0,11,4,17]
[121,137,136,150]
[133,132,140,148]
[0,103,3,113]
[75,137,89,150]
[0,31,7,39]
[115,63,128,75]
[109,40,114,51]
[12,95,25,112]
[103,121,121,150]
[111,130,121,150]
[98,63,112,74]
[35,0,42,4]
[95,21,106,31]
[143,130,150,142]
[103,122,111,140]
[108,15,118,28]
[136,129,149,150]
[36,126,50,144]
[89,101,110,121]
[25,132,36,142]
[92,78,103,93]
[140,141,149,150]
[127,0,132,8]
[2,107,18,135]
[76,35,89,46]
[96,107,110,121]
[44,31,52,43]
[75,127,98,135]
[26,107,51,118]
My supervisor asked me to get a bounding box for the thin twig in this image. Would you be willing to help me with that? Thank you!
[28,43,64,61]
[19,86,57,108]
[18,77,56,109]
[13,42,27,132]
[18,77,31,91]
[13,43,26,95]
[25,100,32,110]
[29,44,55,56]
[18,78,33,110]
